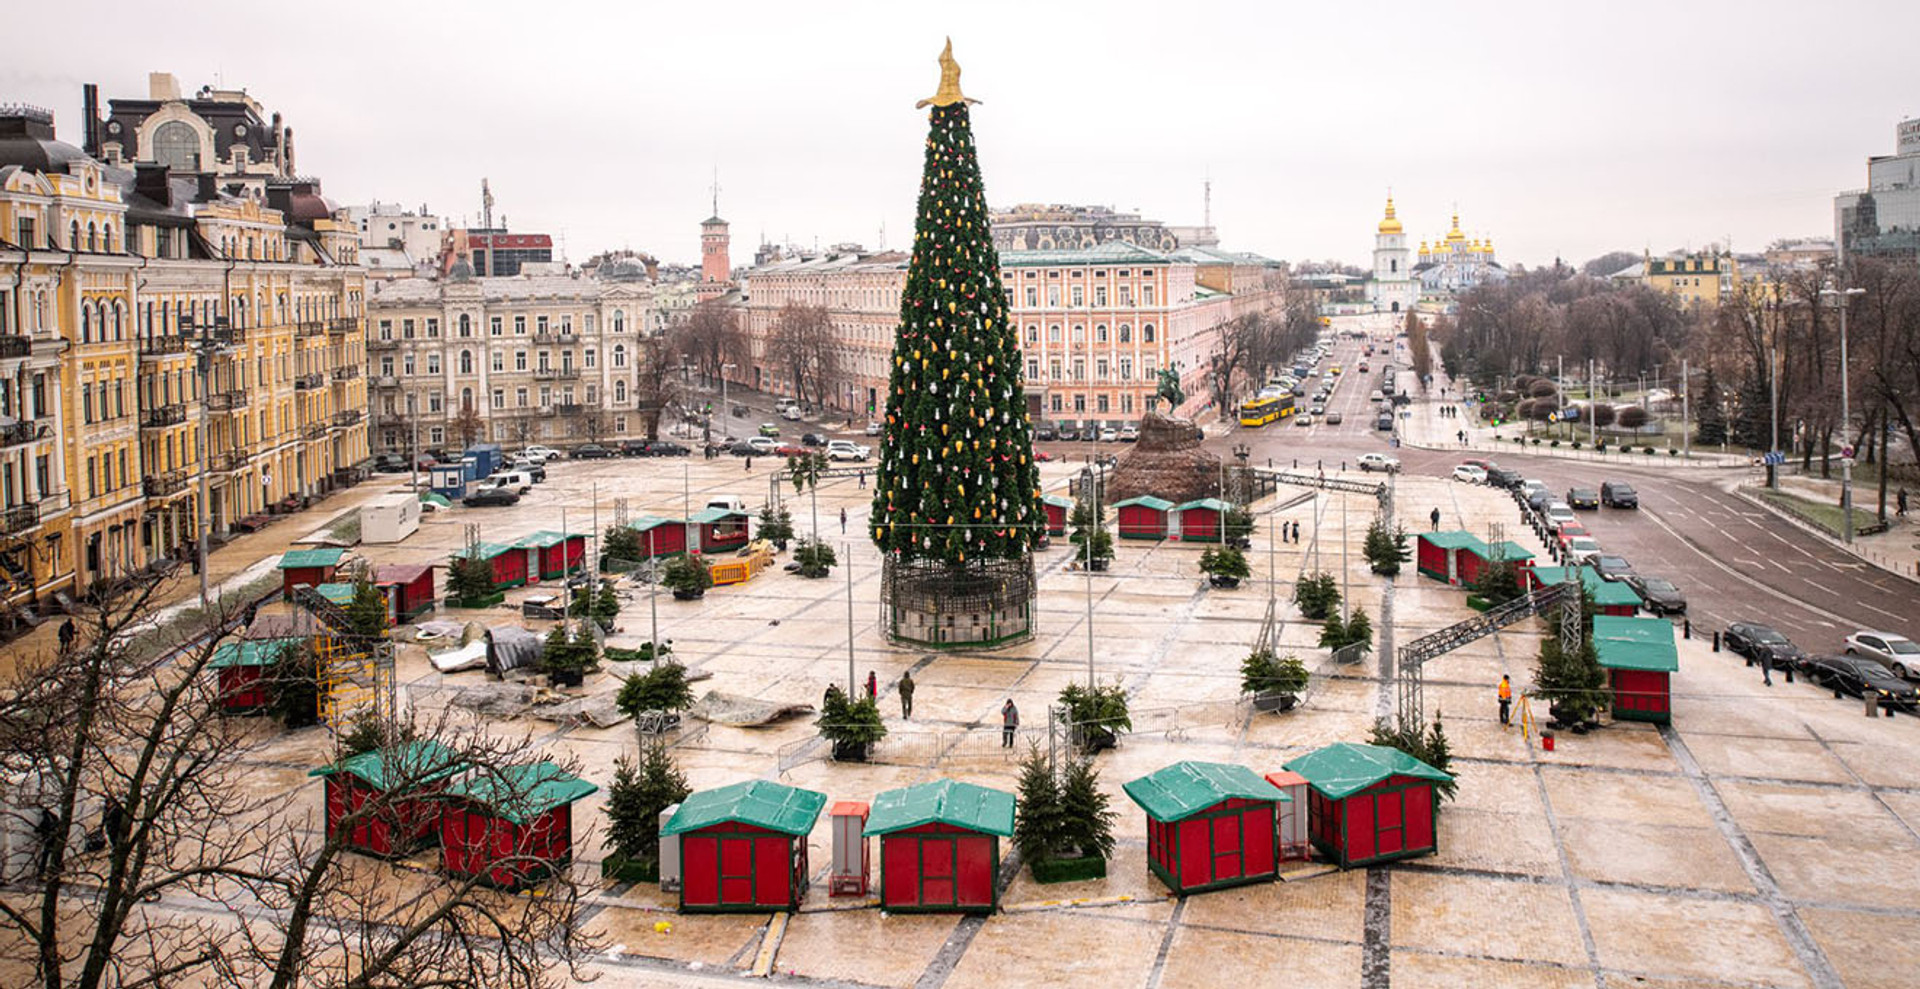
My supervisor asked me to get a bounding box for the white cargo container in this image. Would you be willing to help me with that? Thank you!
[360,493,421,544]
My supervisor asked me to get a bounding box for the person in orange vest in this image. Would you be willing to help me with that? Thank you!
[1498,675,1513,726]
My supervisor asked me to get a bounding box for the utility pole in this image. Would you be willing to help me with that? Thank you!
[1085,466,1098,687]
[1824,283,1865,542]
[1681,358,1690,460]
[845,540,855,695]
[1769,340,1781,490]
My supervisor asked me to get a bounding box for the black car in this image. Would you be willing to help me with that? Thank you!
[462,487,520,508]
[1601,480,1638,508]
[1724,622,1804,671]
[571,443,615,460]
[1592,555,1634,582]
[1805,655,1919,710]
[727,440,758,456]
[626,440,688,457]
[1058,426,1080,441]
[801,432,828,447]
[1623,575,1685,615]
[1567,488,1601,510]
[1487,467,1524,490]
[1035,425,1057,441]
[372,453,409,473]
[1526,489,1554,513]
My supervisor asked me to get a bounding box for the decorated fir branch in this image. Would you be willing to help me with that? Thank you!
[869,41,1042,568]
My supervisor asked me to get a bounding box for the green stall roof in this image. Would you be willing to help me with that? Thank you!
[510,530,576,549]
[460,542,514,562]
[688,507,748,525]
[312,582,357,605]
[626,514,683,531]
[1530,566,1640,608]
[1174,498,1234,513]
[1283,742,1453,800]
[1122,761,1288,823]
[419,492,452,508]
[1040,494,1075,508]
[1418,530,1486,553]
[661,779,827,837]
[1111,496,1174,512]
[1592,615,1680,672]
[308,739,463,790]
[865,779,1015,837]
[1480,541,1535,563]
[206,637,303,670]
[444,761,598,825]
[279,547,346,570]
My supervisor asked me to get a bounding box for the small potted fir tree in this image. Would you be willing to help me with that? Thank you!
[1058,680,1131,753]
[792,537,836,579]
[662,552,712,601]
[602,741,692,884]
[1241,648,1310,712]
[816,684,887,762]
[1068,501,1113,572]
[1199,545,1251,589]
[616,660,695,735]
[757,503,795,552]
[541,622,598,688]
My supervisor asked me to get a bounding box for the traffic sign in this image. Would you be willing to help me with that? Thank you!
[1841,444,1855,459]
[1763,451,1785,466]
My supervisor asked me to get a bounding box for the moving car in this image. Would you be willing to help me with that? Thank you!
[506,457,546,481]
[462,487,520,508]
[1624,575,1687,615]
[1452,464,1488,484]
[480,470,535,495]
[570,443,615,460]
[1566,487,1601,510]
[1592,555,1633,582]
[521,445,563,463]
[1294,414,1315,427]
[827,439,871,461]
[1725,622,1804,670]
[1845,631,1920,679]
[1309,403,1326,416]
[758,422,781,438]
[1325,412,1343,426]
[1357,453,1401,473]
[799,432,828,447]
[780,406,803,421]
[774,443,809,457]
[727,440,758,456]
[1376,413,1395,431]
[1601,481,1638,508]
[747,436,776,455]
[1805,655,1919,710]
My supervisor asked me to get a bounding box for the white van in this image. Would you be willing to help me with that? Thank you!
[482,470,534,495]
[705,495,747,513]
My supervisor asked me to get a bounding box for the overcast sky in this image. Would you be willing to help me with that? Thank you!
[6,1,1915,270]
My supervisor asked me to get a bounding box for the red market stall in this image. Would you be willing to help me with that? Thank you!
[309,739,461,857]
[439,761,598,889]
[1527,566,1640,617]
[626,516,688,559]
[374,563,436,623]
[866,779,1015,914]
[1041,494,1073,537]
[662,779,827,913]
[279,547,347,599]
[206,636,302,713]
[1112,496,1173,541]
[688,507,751,554]
[512,530,588,581]
[458,542,527,591]
[1593,614,1680,724]
[1175,498,1233,543]
[1282,742,1451,869]
[1414,531,1484,585]
[1458,540,1534,587]
[1122,761,1288,895]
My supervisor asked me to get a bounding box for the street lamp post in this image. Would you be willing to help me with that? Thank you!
[180,312,232,609]
[1821,283,1866,543]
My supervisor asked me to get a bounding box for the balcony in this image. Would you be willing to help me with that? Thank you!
[367,338,399,352]
[370,375,397,388]
[206,390,249,411]
[332,409,363,428]
[0,419,46,448]
[533,332,579,346]
[533,367,580,380]
[139,335,190,361]
[329,317,356,336]
[554,402,581,416]
[1,503,38,535]
[143,470,189,498]
[330,364,360,381]
[303,420,330,440]
[0,335,32,359]
[212,448,250,472]
[292,372,325,390]
[295,321,327,339]
[140,403,187,429]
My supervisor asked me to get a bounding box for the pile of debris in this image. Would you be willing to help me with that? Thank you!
[1104,412,1222,504]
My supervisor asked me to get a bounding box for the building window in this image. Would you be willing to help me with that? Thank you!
[492,351,504,372]
[1071,325,1084,343]
[612,345,627,368]
[1050,394,1063,412]
[516,387,528,407]
[1072,359,1085,381]
[380,356,394,376]
[403,355,415,375]
[492,389,504,409]
[458,351,473,375]
[1095,324,1108,343]
[426,318,440,338]
[1143,285,1155,305]
[1048,325,1061,343]
[1143,323,1156,343]
[1024,287,1037,307]
[514,351,527,371]
[1070,286,1083,307]
[514,316,526,335]
[490,317,503,336]
[1119,286,1132,306]
[1073,394,1086,413]
[1119,357,1132,380]
[1047,287,1060,307]
[402,318,415,339]
[153,121,199,170]
[1119,324,1131,343]
[458,314,472,337]
[1096,359,1108,380]
[1096,395,1109,413]
[1095,286,1107,306]
[378,319,393,341]
[1027,359,1039,380]
[584,349,596,369]
[536,316,549,335]
[427,392,442,413]
[1049,360,1061,380]
[428,426,444,445]
[612,310,625,333]
[614,380,627,402]
[426,354,441,375]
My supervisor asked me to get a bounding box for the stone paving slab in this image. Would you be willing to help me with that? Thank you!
[1390,870,1589,967]
[1579,886,1811,988]
[1801,905,1920,989]
[1682,732,1857,786]
[1175,866,1368,942]
[944,908,1161,988]
[772,908,958,988]
[1748,829,1920,911]
[1159,926,1361,989]
[1719,779,1915,843]
[590,905,765,970]
[1431,808,1561,877]
[1542,768,1715,829]
[1390,952,1594,989]
[1558,819,1754,893]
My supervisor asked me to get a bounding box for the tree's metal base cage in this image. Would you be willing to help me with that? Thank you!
[880,555,1036,650]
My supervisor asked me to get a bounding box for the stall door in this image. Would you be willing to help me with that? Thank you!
[1405,786,1434,854]
[681,835,718,906]
[1210,810,1244,883]
[956,835,995,907]
[719,836,755,904]
[883,836,920,906]
[1240,804,1275,877]
[754,836,789,907]
[919,837,957,907]
[1373,788,1406,858]
[1177,819,1211,889]
[1344,795,1376,863]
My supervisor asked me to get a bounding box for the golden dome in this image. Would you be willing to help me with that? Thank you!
[1377,196,1403,234]
[1445,213,1466,242]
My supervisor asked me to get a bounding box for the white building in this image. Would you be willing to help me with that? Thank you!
[345,201,443,258]
[1366,197,1416,314]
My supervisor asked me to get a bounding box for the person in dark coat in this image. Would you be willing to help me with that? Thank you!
[57,618,76,652]
[1001,699,1019,747]
[865,670,878,702]
[1430,507,1442,530]
[899,670,915,719]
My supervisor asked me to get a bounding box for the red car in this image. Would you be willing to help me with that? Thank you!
[1034,450,1055,462]
[1556,523,1591,552]
[775,443,810,457]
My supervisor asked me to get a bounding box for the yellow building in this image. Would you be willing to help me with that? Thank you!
[0,79,366,621]
[1643,250,1738,308]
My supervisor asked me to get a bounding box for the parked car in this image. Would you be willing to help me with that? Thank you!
[727,440,759,456]
[645,440,691,457]
[747,436,777,455]
[462,487,521,508]
[1526,488,1554,513]
[521,445,562,463]
[827,439,871,461]
[801,432,829,447]
[1545,503,1577,531]
[1555,523,1591,547]
[507,457,547,481]
[1452,464,1488,484]
[1035,425,1057,441]
[1601,481,1639,508]
[1119,424,1140,441]
[1099,427,1118,442]
[866,421,884,436]
[1805,655,1919,710]
[1592,555,1634,582]
[780,406,803,421]
[1624,575,1687,615]
[372,453,409,473]
[757,422,781,438]
[1845,631,1920,679]
[1566,487,1601,510]
[1520,479,1549,501]
[1725,622,1803,670]
[1564,536,1603,565]
[1375,413,1394,431]
[1357,453,1401,473]
[1325,412,1343,426]
[1486,467,1524,490]
[570,443,615,460]
[1058,426,1080,441]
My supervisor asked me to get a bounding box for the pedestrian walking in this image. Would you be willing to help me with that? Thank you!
[745,455,753,472]
[1291,521,1301,543]
[1498,675,1512,726]
[866,670,878,702]
[1899,488,1909,517]
[840,507,847,534]
[858,470,866,490]
[1761,653,1773,687]
[57,618,76,653]
[899,670,915,719]
[1001,698,1019,747]
[1430,507,1442,530]
[1458,429,1467,445]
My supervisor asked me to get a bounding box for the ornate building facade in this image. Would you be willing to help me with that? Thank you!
[0,74,367,618]
[1366,197,1416,313]
[989,203,1180,252]
[1413,211,1506,295]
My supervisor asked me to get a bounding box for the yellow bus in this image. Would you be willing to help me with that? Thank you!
[1239,396,1294,427]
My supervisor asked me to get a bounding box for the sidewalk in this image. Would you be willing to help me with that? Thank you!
[1733,473,1920,585]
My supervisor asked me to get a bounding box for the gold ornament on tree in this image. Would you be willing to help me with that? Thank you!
[915,38,980,109]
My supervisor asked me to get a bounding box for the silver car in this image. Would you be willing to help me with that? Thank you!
[1845,630,1920,679]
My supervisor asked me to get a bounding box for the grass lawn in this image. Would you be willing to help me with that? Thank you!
[1754,488,1882,537]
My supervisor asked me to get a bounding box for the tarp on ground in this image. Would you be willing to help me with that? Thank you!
[686,690,814,727]
[486,625,543,677]
[429,640,488,673]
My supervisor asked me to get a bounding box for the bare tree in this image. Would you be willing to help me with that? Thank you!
[1405,309,1431,385]
[633,333,680,440]
[452,400,484,449]
[767,302,839,412]
[676,301,743,388]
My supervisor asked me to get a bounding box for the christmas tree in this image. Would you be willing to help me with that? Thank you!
[870,41,1042,568]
